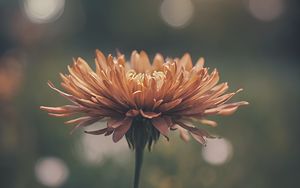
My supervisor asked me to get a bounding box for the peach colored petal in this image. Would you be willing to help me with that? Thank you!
[195,57,205,69]
[40,105,83,115]
[47,81,76,103]
[152,53,164,70]
[204,101,249,115]
[139,51,151,72]
[140,110,161,119]
[159,98,182,112]
[47,113,76,117]
[179,53,193,71]
[70,117,101,134]
[197,119,218,127]
[65,116,93,125]
[218,106,239,116]
[176,125,190,142]
[95,49,108,74]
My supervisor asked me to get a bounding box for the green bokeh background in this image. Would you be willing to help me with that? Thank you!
[1,0,300,188]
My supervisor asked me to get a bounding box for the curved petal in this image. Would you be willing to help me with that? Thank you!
[140,110,161,119]
[190,133,206,145]
[112,118,133,142]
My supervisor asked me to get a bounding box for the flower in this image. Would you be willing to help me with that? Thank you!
[40,50,248,148]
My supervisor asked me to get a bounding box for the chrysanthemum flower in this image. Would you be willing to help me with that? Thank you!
[41,50,248,188]
[41,50,247,146]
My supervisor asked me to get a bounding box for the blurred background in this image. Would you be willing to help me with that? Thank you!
[1,0,300,188]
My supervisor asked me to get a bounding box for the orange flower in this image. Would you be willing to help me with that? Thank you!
[41,50,248,148]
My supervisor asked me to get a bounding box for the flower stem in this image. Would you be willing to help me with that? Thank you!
[134,144,144,188]
[126,118,159,188]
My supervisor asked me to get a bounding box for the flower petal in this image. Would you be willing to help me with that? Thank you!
[105,128,114,136]
[131,51,151,73]
[174,125,190,142]
[95,49,108,74]
[107,118,128,129]
[85,128,108,135]
[179,53,193,71]
[204,101,249,115]
[126,109,139,117]
[218,106,239,116]
[140,110,161,119]
[70,117,101,134]
[191,118,218,127]
[47,113,76,117]
[195,57,204,69]
[152,53,164,70]
[163,116,173,127]
[112,118,133,142]
[159,98,182,112]
[65,116,93,124]
[190,133,206,145]
[40,105,81,114]
[139,51,151,72]
[152,117,170,137]
[175,120,215,145]
[47,81,76,103]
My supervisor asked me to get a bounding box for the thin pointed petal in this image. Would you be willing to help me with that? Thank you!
[85,128,108,135]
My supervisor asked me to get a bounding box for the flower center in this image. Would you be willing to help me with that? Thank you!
[126,70,166,88]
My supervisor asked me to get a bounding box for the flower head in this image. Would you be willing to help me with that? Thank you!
[41,50,248,149]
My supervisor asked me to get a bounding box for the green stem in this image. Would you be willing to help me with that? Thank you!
[134,144,144,188]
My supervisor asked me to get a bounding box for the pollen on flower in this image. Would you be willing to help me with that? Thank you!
[126,70,166,89]
[40,50,248,148]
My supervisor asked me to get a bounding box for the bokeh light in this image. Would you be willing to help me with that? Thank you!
[77,122,129,165]
[202,138,233,165]
[160,0,194,28]
[23,0,65,24]
[248,0,284,22]
[34,157,69,187]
